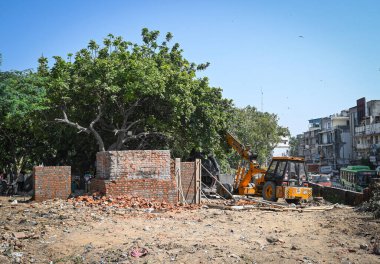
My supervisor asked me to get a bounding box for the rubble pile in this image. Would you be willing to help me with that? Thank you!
[359,180,380,218]
[232,199,259,206]
[69,194,199,211]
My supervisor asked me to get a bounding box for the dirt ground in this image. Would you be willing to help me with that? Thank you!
[0,196,379,264]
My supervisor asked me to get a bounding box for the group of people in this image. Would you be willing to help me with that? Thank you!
[0,172,27,195]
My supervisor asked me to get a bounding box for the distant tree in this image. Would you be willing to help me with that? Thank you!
[227,106,289,165]
[289,136,301,157]
[38,29,232,159]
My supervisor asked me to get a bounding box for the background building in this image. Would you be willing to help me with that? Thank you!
[296,97,379,171]
[272,136,290,157]
[353,99,380,166]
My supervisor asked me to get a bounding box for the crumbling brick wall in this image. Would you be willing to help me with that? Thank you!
[33,166,71,202]
[91,150,178,203]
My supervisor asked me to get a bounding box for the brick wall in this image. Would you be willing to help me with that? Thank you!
[96,151,171,180]
[90,150,178,203]
[33,166,71,202]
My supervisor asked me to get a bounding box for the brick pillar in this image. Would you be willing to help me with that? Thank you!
[33,166,71,202]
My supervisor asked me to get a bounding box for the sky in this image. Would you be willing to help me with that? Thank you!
[1,0,379,136]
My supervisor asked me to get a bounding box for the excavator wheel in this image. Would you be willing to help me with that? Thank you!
[262,181,278,202]
[217,183,233,199]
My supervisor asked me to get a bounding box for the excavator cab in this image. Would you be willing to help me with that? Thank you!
[262,157,312,203]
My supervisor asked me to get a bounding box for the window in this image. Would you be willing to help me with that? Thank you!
[285,161,306,181]
[267,161,278,174]
[277,161,287,178]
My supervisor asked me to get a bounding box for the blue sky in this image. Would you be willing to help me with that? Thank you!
[1,0,379,136]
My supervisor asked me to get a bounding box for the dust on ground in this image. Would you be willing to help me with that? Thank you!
[0,196,379,264]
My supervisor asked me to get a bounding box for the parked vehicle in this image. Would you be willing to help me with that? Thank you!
[340,165,376,192]
[311,175,332,187]
[376,166,380,176]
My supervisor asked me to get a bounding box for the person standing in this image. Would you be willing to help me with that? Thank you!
[17,172,25,193]
[84,172,92,193]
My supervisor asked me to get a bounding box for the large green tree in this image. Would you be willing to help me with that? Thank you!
[0,70,46,177]
[39,29,232,159]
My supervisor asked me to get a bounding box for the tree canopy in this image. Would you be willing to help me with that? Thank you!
[0,29,289,175]
[38,29,232,159]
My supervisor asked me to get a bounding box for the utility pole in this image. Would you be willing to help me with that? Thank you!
[261,87,263,112]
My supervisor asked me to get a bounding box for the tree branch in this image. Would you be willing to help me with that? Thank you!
[121,99,141,127]
[55,108,105,152]
[88,107,105,152]
[113,119,142,135]
[121,131,166,145]
[55,111,90,134]
[109,99,142,150]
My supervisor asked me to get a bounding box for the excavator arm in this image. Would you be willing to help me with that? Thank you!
[226,132,257,162]
[226,132,264,195]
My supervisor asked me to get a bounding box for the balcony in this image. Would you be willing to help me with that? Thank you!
[355,123,380,136]
[356,143,370,150]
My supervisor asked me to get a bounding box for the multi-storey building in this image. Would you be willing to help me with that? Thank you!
[298,112,352,170]
[303,118,321,164]
[353,99,380,166]
[297,97,380,169]
[318,111,352,168]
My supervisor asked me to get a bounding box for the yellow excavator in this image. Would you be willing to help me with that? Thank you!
[221,132,312,203]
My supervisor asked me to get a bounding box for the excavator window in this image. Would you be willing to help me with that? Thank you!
[284,161,307,183]
[267,161,278,174]
[265,159,307,185]
[277,161,287,178]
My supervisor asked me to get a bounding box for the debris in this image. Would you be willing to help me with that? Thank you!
[11,200,18,205]
[11,252,23,263]
[145,208,154,213]
[291,244,300,250]
[358,179,380,218]
[84,243,94,253]
[266,236,279,244]
[68,194,199,212]
[373,238,380,255]
[12,232,27,240]
[229,253,240,259]
[359,244,368,250]
[130,247,148,258]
